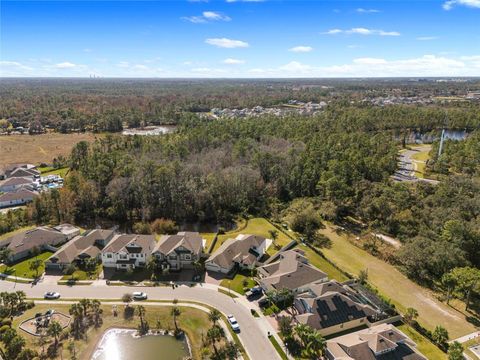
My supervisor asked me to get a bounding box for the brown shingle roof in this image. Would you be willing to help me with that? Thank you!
[102,234,155,254]
[0,189,37,203]
[1,227,66,256]
[153,231,203,256]
[0,177,33,187]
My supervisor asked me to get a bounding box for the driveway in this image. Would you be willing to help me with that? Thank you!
[0,280,281,360]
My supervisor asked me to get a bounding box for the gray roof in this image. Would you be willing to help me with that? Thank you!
[102,234,155,254]
[153,231,203,256]
[0,227,67,256]
[0,177,33,187]
[0,189,37,203]
[46,229,115,264]
[207,234,266,269]
[326,324,427,360]
[258,249,328,291]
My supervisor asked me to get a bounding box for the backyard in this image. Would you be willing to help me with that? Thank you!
[397,324,446,359]
[318,222,477,338]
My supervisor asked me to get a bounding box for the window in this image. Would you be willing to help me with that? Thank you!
[184,254,191,261]
[106,254,112,258]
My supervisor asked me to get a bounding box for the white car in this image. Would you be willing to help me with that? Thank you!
[227,314,240,332]
[44,291,60,300]
[132,292,148,300]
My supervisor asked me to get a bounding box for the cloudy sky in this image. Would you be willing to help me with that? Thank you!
[1,0,480,77]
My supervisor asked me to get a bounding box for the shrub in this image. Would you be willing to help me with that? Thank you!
[133,222,152,234]
[151,218,178,235]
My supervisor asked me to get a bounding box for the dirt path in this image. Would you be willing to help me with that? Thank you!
[319,224,477,338]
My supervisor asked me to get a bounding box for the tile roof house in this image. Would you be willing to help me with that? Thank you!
[258,249,328,294]
[325,323,427,360]
[152,231,204,271]
[101,234,156,270]
[294,280,381,336]
[8,167,40,179]
[0,189,38,208]
[0,227,68,263]
[0,164,37,180]
[45,229,115,272]
[205,234,268,274]
[0,177,34,193]
[53,224,81,240]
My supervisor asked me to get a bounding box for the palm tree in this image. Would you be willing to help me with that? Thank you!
[404,307,418,325]
[223,341,240,359]
[303,328,326,359]
[208,309,221,325]
[47,321,63,352]
[29,258,43,279]
[136,305,149,335]
[0,248,13,267]
[91,299,103,328]
[69,303,84,339]
[67,340,77,360]
[171,306,181,332]
[206,325,224,357]
[268,229,279,249]
[295,323,311,348]
[79,298,91,317]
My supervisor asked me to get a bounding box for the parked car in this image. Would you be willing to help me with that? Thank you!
[44,292,60,299]
[132,292,148,300]
[45,309,55,316]
[258,298,269,308]
[34,312,43,319]
[245,286,263,299]
[227,314,240,332]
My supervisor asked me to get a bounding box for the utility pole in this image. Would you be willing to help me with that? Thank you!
[438,128,445,158]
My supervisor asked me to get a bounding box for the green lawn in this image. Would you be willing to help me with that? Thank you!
[269,336,288,360]
[463,336,480,359]
[318,223,476,338]
[212,218,292,254]
[220,272,257,295]
[61,264,102,280]
[397,324,447,359]
[1,252,53,279]
[297,244,349,282]
[38,166,69,177]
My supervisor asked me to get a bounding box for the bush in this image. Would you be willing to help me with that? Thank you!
[217,226,226,235]
[133,222,152,234]
[151,218,178,235]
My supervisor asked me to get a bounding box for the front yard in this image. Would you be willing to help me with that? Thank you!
[0,251,53,279]
[60,264,103,281]
[219,272,257,295]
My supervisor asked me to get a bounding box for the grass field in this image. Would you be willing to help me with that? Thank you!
[0,251,53,279]
[220,272,257,295]
[397,324,447,359]
[61,264,103,281]
[318,223,476,338]
[0,132,99,165]
[12,303,211,360]
[38,166,70,177]
[210,218,292,254]
[296,244,349,282]
[410,144,431,179]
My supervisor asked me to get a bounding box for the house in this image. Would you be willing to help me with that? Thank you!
[294,280,381,336]
[0,227,68,263]
[8,167,40,179]
[205,234,268,274]
[0,177,34,193]
[101,234,156,270]
[152,231,204,271]
[45,229,115,271]
[0,164,37,180]
[0,189,38,208]
[326,323,426,360]
[53,224,81,240]
[257,249,328,294]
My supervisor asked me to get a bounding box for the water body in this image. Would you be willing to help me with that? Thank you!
[122,125,177,136]
[92,329,189,360]
[395,129,469,144]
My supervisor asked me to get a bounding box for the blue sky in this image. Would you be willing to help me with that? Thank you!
[1,0,480,77]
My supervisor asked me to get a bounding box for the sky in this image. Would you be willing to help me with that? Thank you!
[1,0,480,78]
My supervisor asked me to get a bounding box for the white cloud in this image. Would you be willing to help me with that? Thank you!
[182,11,231,23]
[205,37,249,48]
[356,8,380,13]
[279,61,312,73]
[353,57,388,65]
[223,58,245,64]
[417,36,439,41]
[289,46,313,53]
[117,61,130,68]
[55,62,77,69]
[443,0,480,10]
[83,48,93,53]
[323,28,400,36]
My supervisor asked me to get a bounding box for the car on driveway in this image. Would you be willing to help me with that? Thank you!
[245,286,263,299]
[227,314,240,332]
[44,291,60,300]
[132,292,148,300]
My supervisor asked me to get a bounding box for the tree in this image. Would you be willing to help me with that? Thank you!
[171,306,181,332]
[67,340,77,360]
[432,325,449,347]
[208,309,221,325]
[303,328,326,359]
[449,266,480,310]
[47,321,63,352]
[0,248,12,266]
[5,335,26,359]
[79,298,91,317]
[122,293,133,306]
[278,316,293,338]
[448,341,463,360]
[69,303,85,339]
[404,307,418,325]
[358,269,369,284]
[441,272,457,305]
[223,341,240,360]
[91,299,103,328]
[29,258,43,279]
[206,325,224,357]
[136,305,149,335]
[268,229,279,249]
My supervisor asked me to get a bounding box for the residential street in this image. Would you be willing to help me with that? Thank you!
[0,280,281,360]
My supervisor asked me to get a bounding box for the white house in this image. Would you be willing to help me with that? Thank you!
[101,234,156,271]
[0,177,34,193]
[152,231,204,271]
[0,189,37,208]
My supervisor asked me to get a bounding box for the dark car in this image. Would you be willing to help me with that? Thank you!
[245,286,263,299]
[258,298,270,308]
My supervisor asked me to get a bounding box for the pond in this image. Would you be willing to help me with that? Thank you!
[91,329,190,360]
[122,125,177,136]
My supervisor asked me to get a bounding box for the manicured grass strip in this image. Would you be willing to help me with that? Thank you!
[269,336,288,360]
[397,324,446,360]
[220,273,256,295]
[298,244,350,282]
[218,288,238,298]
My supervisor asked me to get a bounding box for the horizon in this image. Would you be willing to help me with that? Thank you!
[1,0,480,78]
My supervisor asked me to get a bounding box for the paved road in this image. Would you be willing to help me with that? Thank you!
[392,146,439,185]
[0,281,281,360]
